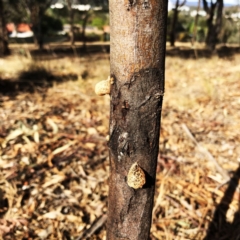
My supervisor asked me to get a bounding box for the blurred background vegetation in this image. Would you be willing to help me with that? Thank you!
[1,0,240,57]
[1,1,240,239]
[167,1,240,48]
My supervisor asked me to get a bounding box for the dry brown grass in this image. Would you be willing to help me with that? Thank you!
[152,55,240,240]
[0,49,240,239]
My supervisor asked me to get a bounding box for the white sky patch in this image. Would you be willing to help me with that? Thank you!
[169,0,239,5]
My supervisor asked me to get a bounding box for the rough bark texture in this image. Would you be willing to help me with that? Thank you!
[0,0,10,57]
[107,1,168,240]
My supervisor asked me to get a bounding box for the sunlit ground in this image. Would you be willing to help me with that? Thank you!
[0,43,240,239]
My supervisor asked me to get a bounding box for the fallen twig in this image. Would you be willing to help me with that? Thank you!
[181,123,229,181]
[76,214,107,240]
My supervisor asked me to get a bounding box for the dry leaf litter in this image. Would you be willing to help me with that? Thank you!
[0,50,240,240]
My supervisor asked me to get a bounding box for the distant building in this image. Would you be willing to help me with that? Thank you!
[230,12,240,21]
[50,0,106,11]
[50,0,65,9]
[50,2,64,9]
[190,10,207,17]
[6,23,15,33]
[71,4,91,11]
[179,5,190,12]
[168,0,190,12]
[6,23,33,38]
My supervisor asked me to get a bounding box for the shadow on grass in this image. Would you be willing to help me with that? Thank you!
[0,63,78,97]
[7,42,240,62]
[29,43,110,60]
[204,165,240,240]
[1,43,239,98]
[166,46,240,59]
[0,43,111,98]
[29,44,238,60]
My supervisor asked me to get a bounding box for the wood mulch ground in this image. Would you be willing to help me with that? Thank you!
[0,47,240,240]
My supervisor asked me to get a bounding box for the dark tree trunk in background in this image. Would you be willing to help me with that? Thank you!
[69,9,75,46]
[170,0,186,47]
[215,0,224,44]
[191,0,201,58]
[107,1,168,240]
[37,14,44,50]
[81,12,91,51]
[28,0,52,50]
[66,0,75,46]
[30,4,44,50]
[0,0,10,57]
[192,0,201,43]
[203,0,224,51]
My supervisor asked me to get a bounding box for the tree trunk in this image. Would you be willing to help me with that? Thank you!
[203,0,224,51]
[107,1,168,240]
[170,0,179,47]
[30,4,44,50]
[192,0,201,43]
[66,0,75,46]
[215,0,224,43]
[0,0,10,57]
[69,10,75,46]
[30,1,53,51]
[205,2,216,50]
[191,0,201,58]
[81,12,90,51]
[37,14,44,50]
[170,0,186,47]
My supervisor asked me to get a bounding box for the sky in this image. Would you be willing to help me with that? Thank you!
[186,0,238,3]
[171,0,239,6]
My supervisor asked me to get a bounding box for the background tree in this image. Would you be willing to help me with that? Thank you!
[203,0,224,50]
[192,0,201,45]
[66,0,76,46]
[52,0,108,47]
[77,0,108,49]
[219,16,238,44]
[8,0,63,50]
[8,0,53,50]
[0,0,10,56]
[80,9,93,50]
[27,0,53,50]
[107,1,168,239]
[8,0,30,23]
[170,0,186,47]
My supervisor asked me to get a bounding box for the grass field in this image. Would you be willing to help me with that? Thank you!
[0,43,240,239]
